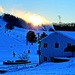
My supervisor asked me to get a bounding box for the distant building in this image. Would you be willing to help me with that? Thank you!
[40,31,75,63]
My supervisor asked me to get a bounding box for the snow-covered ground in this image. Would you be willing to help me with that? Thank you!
[1,58,75,75]
[0,18,75,75]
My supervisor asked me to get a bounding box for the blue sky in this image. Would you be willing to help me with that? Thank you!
[0,0,75,23]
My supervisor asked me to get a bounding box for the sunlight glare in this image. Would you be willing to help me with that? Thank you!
[10,9,50,26]
[28,16,43,26]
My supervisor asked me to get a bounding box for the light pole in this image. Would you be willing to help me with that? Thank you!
[37,33,41,64]
[58,15,61,24]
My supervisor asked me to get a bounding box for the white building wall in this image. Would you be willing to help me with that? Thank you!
[40,32,75,63]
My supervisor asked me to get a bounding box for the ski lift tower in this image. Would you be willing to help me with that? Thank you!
[58,15,61,24]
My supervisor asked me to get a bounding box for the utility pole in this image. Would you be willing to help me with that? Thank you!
[38,33,41,64]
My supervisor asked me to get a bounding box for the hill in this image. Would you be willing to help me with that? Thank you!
[0,13,54,31]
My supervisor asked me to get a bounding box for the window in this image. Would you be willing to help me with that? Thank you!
[55,43,59,48]
[67,43,71,46]
[44,43,48,48]
[44,56,47,61]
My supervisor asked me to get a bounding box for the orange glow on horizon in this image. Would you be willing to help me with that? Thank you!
[27,16,44,26]
[10,9,50,26]
[0,6,4,14]
[23,15,50,26]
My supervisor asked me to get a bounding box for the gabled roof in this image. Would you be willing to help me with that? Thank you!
[58,31,75,40]
[41,31,75,41]
[40,31,54,41]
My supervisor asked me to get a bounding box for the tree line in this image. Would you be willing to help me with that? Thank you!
[3,13,33,30]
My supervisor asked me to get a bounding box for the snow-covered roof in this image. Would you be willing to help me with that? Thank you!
[58,31,75,40]
[41,31,75,41]
[40,31,54,41]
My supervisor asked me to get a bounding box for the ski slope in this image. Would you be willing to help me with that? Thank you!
[0,18,40,63]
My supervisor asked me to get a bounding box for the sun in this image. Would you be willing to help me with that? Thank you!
[11,9,50,26]
[27,16,44,26]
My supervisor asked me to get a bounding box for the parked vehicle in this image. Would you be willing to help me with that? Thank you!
[3,60,31,65]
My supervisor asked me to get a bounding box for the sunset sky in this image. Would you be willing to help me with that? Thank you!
[0,0,75,24]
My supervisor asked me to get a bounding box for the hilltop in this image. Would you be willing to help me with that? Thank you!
[0,13,54,31]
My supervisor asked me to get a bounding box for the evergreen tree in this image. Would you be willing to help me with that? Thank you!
[40,32,47,40]
[5,23,14,30]
[26,31,37,44]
